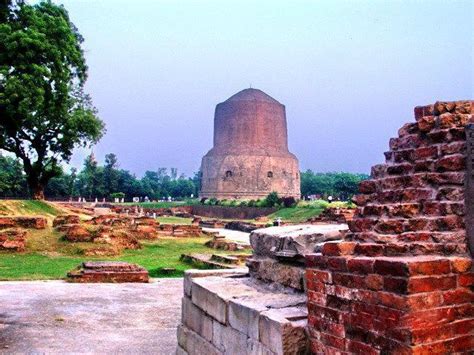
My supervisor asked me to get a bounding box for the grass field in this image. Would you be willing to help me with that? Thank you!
[0,200,62,217]
[156,216,193,225]
[0,237,245,280]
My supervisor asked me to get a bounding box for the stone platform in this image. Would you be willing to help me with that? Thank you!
[177,269,308,355]
[67,261,149,283]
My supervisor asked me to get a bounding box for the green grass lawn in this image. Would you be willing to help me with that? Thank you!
[0,237,244,280]
[267,207,325,223]
[156,216,193,225]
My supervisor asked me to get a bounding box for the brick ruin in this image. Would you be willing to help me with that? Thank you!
[306,100,474,353]
[178,100,473,354]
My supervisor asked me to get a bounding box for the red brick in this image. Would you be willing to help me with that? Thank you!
[354,243,384,256]
[436,186,464,201]
[387,163,413,175]
[427,129,449,143]
[374,259,409,276]
[459,273,474,287]
[347,258,374,274]
[348,218,377,232]
[346,340,380,355]
[306,254,327,268]
[417,115,436,131]
[383,276,408,294]
[359,180,377,194]
[363,204,385,216]
[365,274,384,290]
[408,259,451,275]
[322,242,356,256]
[326,257,348,272]
[310,316,346,338]
[407,292,443,310]
[374,220,404,234]
[450,257,472,273]
[312,270,333,284]
[440,141,465,155]
[408,275,456,293]
[398,122,419,137]
[376,291,408,310]
[401,188,433,202]
[332,273,365,289]
[435,154,465,171]
[308,290,327,305]
[371,164,387,178]
[435,215,464,231]
[414,105,434,119]
[442,288,474,305]
[412,146,438,160]
[387,203,420,218]
[425,171,465,185]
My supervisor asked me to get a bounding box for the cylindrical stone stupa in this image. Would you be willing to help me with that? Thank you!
[199,88,300,200]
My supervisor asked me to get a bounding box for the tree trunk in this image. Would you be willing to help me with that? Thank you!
[30,182,45,200]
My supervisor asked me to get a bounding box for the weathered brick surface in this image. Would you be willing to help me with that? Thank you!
[347,100,474,255]
[306,101,474,353]
[0,216,47,229]
[67,261,149,283]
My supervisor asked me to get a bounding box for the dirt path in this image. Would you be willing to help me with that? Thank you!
[0,279,183,354]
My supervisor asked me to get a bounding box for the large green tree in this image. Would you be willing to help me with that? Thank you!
[0,0,105,199]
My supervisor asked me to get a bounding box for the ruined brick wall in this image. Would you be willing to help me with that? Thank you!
[305,101,474,354]
[200,88,300,200]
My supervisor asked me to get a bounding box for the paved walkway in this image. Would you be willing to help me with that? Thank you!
[0,279,183,354]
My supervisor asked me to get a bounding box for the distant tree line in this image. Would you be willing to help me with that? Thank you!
[300,170,369,200]
[0,152,200,200]
[0,154,368,201]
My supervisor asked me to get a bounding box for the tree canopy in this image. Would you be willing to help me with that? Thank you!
[300,170,369,200]
[0,0,104,199]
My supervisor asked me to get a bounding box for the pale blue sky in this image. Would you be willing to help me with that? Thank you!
[58,0,473,176]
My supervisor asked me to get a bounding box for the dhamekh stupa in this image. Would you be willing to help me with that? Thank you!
[199,88,300,200]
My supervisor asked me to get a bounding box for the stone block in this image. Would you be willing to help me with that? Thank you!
[182,296,213,341]
[177,324,222,355]
[247,257,306,290]
[184,268,249,297]
[250,224,345,262]
[191,279,231,324]
[228,298,267,339]
[259,308,307,355]
[212,322,248,354]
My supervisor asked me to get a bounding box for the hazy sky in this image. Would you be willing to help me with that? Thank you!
[59,0,473,177]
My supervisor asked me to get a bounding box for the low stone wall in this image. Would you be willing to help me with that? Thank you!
[177,269,308,355]
[192,205,276,220]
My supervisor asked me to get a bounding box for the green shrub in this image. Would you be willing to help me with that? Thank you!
[110,192,125,199]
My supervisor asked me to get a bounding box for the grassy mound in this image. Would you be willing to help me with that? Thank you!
[0,200,62,217]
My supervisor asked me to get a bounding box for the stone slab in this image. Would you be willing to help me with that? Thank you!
[250,224,347,262]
